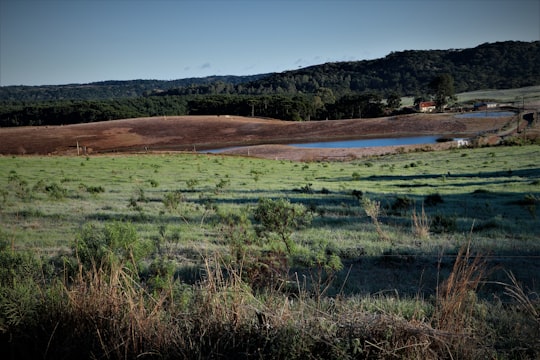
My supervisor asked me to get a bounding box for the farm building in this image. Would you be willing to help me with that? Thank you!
[417,101,437,112]
[474,102,498,111]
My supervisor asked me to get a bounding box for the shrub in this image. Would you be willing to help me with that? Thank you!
[7,173,31,201]
[162,190,184,211]
[45,183,67,200]
[82,184,105,194]
[432,213,457,233]
[293,183,313,194]
[0,245,45,332]
[351,189,363,200]
[411,204,430,239]
[74,221,152,272]
[391,196,413,213]
[254,198,312,255]
[362,197,389,241]
[425,193,444,206]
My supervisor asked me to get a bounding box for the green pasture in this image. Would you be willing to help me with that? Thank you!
[1,144,539,296]
[401,84,540,107]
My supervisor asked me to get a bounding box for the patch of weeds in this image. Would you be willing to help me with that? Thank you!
[16,208,46,219]
[214,178,230,194]
[80,184,105,195]
[517,194,539,205]
[362,197,389,241]
[185,178,199,191]
[135,187,148,202]
[351,189,363,200]
[351,171,361,181]
[32,179,47,193]
[0,189,8,204]
[425,193,444,206]
[127,197,143,212]
[250,169,261,182]
[8,173,32,201]
[293,183,313,194]
[515,194,538,218]
[432,213,457,233]
[474,215,505,232]
[390,196,413,213]
[162,190,184,212]
[411,204,430,239]
[45,183,67,200]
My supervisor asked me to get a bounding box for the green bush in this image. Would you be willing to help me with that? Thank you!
[425,193,444,206]
[45,183,67,199]
[162,190,184,211]
[432,213,457,233]
[254,198,312,255]
[74,221,153,272]
[391,195,413,213]
[0,243,46,331]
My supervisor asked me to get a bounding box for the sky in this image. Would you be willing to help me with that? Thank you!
[0,0,539,86]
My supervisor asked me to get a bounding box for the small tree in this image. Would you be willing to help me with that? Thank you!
[253,198,312,255]
[386,91,402,111]
[75,221,152,273]
[429,74,457,112]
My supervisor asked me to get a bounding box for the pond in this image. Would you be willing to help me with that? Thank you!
[289,135,443,149]
[206,135,446,153]
[454,111,515,118]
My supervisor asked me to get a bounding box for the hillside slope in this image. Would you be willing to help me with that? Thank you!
[0,114,514,157]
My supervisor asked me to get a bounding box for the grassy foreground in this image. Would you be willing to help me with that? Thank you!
[1,143,539,359]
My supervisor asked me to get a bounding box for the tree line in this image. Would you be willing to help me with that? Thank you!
[0,92,401,127]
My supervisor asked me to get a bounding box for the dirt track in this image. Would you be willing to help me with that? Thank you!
[0,113,516,160]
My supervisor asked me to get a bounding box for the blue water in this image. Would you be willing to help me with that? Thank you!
[289,135,442,149]
[455,111,515,119]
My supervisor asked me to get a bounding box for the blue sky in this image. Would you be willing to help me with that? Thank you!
[1,0,539,86]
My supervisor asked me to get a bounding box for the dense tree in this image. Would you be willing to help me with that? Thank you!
[386,92,402,110]
[429,74,456,111]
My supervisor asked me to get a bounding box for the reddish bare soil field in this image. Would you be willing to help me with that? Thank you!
[0,113,515,160]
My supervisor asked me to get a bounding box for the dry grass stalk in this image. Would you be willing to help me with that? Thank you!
[434,238,491,356]
[503,270,539,322]
[65,262,173,357]
[412,203,430,239]
[362,197,390,241]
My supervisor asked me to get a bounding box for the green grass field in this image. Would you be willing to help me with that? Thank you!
[1,145,539,289]
[401,84,540,107]
[1,143,539,358]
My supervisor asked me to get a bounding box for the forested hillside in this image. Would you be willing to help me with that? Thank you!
[235,40,539,97]
[1,41,538,126]
[0,75,269,102]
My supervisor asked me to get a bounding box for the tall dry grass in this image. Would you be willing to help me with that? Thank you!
[412,203,430,239]
[433,238,493,357]
[2,245,539,358]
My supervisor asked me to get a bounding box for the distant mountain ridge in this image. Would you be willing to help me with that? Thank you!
[1,40,539,102]
[0,74,270,101]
